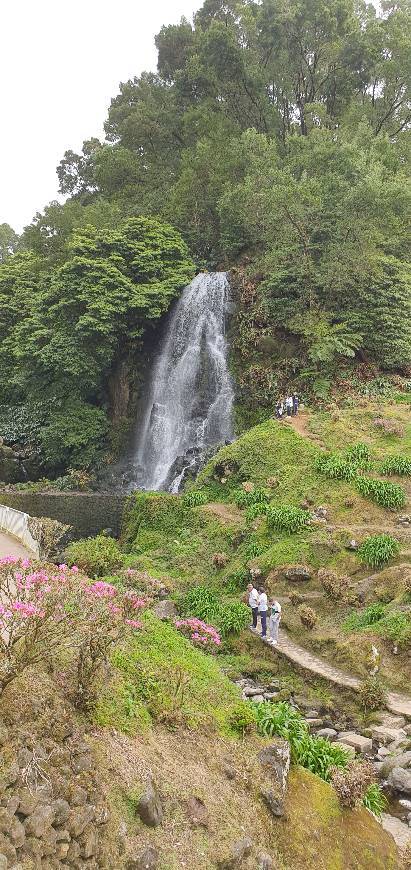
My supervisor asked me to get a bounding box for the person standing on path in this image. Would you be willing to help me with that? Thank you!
[268,598,282,645]
[292,393,299,416]
[285,395,293,417]
[247,583,259,631]
[258,586,268,638]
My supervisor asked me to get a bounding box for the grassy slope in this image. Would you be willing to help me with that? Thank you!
[120,402,411,692]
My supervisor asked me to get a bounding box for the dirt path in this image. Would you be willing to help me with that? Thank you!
[202,502,245,526]
[252,628,411,718]
[282,412,325,448]
[0,532,32,559]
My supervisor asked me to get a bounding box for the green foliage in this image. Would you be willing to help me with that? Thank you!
[343,604,387,632]
[217,602,250,638]
[374,612,411,647]
[267,505,310,534]
[245,502,270,521]
[233,487,271,508]
[357,677,387,713]
[182,490,209,508]
[381,455,411,477]
[225,568,249,593]
[95,613,242,734]
[228,701,256,736]
[358,534,400,569]
[65,534,123,577]
[39,400,108,471]
[180,585,249,638]
[180,585,220,624]
[362,783,388,818]
[315,453,359,481]
[253,701,349,782]
[355,476,405,509]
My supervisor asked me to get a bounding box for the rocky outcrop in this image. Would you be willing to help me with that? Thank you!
[258,739,290,817]
[283,566,312,582]
[137,780,164,828]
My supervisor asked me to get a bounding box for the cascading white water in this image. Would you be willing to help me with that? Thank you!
[133,272,234,492]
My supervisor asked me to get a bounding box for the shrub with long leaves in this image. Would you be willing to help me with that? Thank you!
[358,534,400,568]
[362,783,388,817]
[355,476,405,509]
[267,505,310,533]
[343,603,387,632]
[381,455,411,477]
[233,488,271,509]
[180,585,220,623]
[182,490,209,507]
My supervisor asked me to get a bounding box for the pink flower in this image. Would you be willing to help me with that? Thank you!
[70,565,79,573]
[125,619,142,629]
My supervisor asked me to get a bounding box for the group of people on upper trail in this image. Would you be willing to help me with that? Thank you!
[275,393,299,419]
[247,583,282,646]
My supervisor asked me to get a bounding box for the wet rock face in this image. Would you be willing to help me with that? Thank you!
[258,739,291,818]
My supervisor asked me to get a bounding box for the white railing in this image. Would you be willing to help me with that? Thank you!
[0,504,40,557]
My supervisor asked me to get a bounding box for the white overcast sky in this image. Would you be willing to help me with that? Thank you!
[1,1,198,232]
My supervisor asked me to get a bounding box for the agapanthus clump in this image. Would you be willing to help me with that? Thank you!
[174,617,221,653]
[0,556,147,701]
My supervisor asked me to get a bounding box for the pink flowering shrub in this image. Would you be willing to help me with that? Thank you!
[0,556,146,705]
[174,617,221,653]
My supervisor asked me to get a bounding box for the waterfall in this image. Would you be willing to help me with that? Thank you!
[132,272,234,492]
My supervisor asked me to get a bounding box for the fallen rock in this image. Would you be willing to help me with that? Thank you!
[371,725,407,746]
[243,686,265,698]
[337,732,372,754]
[218,838,253,869]
[127,846,159,870]
[153,600,177,621]
[387,767,411,795]
[316,728,337,740]
[381,813,411,849]
[251,694,265,704]
[284,566,311,582]
[258,740,290,817]
[137,780,163,828]
[185,796,209,828]
[52,798,70,826]
[380,751,411,778]
[376,712,406,730]
[258,853,274,869]
[305,718,324,729]
[67,805,95,838]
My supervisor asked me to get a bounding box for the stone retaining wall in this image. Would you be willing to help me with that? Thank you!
[0,492,128,539]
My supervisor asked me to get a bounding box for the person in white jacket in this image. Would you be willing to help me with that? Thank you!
[258,586,268,638]
[268,598,282,645]
[247,583,259,631]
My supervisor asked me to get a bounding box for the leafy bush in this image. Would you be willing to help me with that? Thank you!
[358,677,387,712]
[218,602,250,638]
[315,453,358,481]
[298,604,318,629]
[267,505,310,534]
[345,443,371,463]
[228,701,256,735]
[225,568,249,593]
[374,612,411,647]
[233,487,271,508]
[331,761,376,809]
[244,541,264,559]
[362,783,388,817]
[296,733,349,782]
[290,590,304,606]
[355,476,405,509]
[182,490,209,507]
[253,700,307,746]
[318,568,349,601]
[343,603,386,632]
[246,502,270,521]
[253,701,349,782]
[65,535,124,576]
[180,585,220,624]
[39,400,109,471]
[358,534,400,568]
[381,455,411,476]
[174,617,221,652]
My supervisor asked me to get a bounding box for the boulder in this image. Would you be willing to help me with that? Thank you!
[258,854,275,869]
[332,741,356,760]
[380,751,411,779]
[185,796,209,828]
[258,740,290,817]
[137,780,163,828]
[315,728,337,740]
[243,686,265,698]
[0,856,7,870]
[9,817,25,848]
[337,732,372,754]
[387,767,411,795]
[153,600,177,621]
[376,712,406,730]
[251,694,265,704]
[218,838,253,869]
[371,725,407,746]
[284,566,311,582]
[51,798,70,826]
[127,847,159,870]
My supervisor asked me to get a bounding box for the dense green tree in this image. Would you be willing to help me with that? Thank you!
[0,224,18,262]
